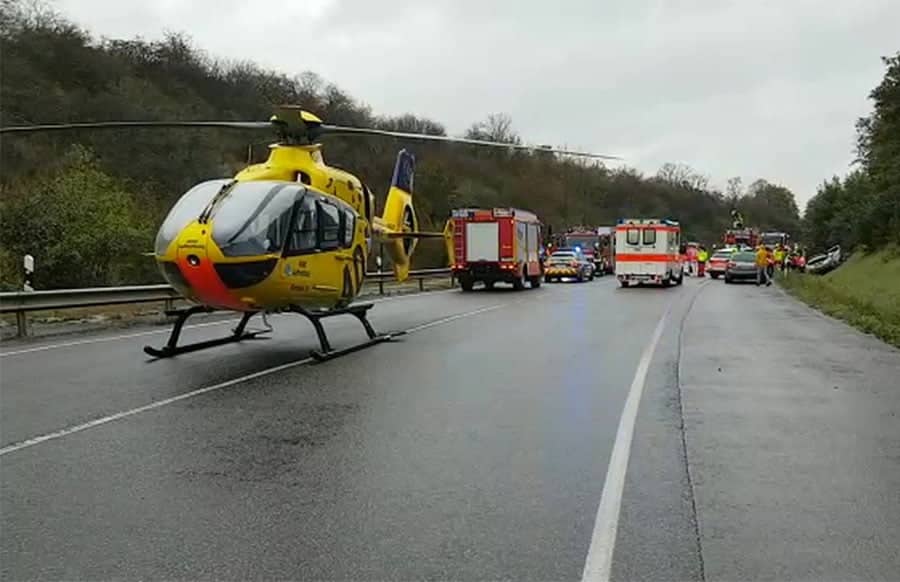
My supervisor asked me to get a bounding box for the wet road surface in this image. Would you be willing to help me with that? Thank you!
[1,277,898,580]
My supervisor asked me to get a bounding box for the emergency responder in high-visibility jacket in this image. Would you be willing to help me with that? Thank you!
[697,246,709,277]
[774,245,786,271]
[756,245,771,286]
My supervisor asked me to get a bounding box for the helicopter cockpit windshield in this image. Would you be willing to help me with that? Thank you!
[154,179,231,255]
[210,181,302,257]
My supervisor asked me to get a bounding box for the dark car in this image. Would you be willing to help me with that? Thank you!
[724,251,758,283]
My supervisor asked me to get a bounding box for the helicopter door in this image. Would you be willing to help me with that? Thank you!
[318,199,357,305]
[283,195,347,307]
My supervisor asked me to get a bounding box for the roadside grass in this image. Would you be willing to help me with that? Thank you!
[777,246,900,348]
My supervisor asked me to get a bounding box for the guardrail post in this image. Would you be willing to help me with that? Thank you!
[164,297,174,312]
[16,311,29,338]
[419,277,424,292]
[377,247,385,295]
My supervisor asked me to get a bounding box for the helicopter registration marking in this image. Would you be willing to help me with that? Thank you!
[283,263,310,277]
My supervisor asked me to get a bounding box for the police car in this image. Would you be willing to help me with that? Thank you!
[544,248,594,282]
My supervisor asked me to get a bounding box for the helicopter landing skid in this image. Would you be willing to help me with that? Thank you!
[143,306,268,358]
[291,303,405,362]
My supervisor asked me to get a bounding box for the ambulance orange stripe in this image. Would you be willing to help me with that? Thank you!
[616,254,682,262]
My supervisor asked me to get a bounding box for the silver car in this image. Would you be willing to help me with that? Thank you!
[724,250,759,283]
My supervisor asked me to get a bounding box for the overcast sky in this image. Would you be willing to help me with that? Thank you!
[54,0,899,207]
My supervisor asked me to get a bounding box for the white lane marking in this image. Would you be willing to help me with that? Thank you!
[0,301,500,457]
[581,309,669,582]
[0,357,314,456]
[0,289,458,358]
[405,304,503,333]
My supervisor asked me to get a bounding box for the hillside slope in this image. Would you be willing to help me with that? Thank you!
[779,247,900,347]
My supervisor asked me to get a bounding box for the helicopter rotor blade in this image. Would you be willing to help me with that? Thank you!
[0,118,622,160]
[0,121,274,134]
[317,124,621,160]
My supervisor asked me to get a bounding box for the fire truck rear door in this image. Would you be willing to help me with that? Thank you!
[466,222,499,262]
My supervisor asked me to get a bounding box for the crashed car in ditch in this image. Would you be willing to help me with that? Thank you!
[806,245,842,275]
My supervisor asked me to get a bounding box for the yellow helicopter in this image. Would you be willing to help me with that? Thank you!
[0,106,618,360]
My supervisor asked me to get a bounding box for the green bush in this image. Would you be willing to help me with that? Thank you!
[0,147,157,289]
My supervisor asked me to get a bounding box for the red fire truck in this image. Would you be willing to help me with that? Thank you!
[448,208,544,291]
[724,228,759,248]
[596,226,615,274]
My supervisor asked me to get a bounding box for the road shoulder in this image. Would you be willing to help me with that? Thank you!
[680,280,900,581]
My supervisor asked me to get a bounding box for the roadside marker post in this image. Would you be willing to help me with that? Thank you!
[18,254,35,336]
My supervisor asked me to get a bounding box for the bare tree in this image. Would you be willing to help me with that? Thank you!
[656,162,709,190]
[465,113,521,144]
[726,176,743,200]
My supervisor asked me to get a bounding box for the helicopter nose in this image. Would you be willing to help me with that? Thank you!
[175,250,246,311]
[172,228,246,311]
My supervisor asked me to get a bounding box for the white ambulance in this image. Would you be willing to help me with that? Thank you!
[615,218,684,287]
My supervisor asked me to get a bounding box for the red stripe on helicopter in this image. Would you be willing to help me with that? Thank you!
[176,255,247,311]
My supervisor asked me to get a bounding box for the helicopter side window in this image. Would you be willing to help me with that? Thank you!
[286,196,318,254]
[318,201,341,250]
[342,208,355,248]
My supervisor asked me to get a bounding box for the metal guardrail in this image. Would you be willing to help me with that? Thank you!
[0,284,181,314]
[0,268,453,337]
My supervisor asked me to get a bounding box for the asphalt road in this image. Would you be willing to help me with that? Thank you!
[1,276,898,580]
